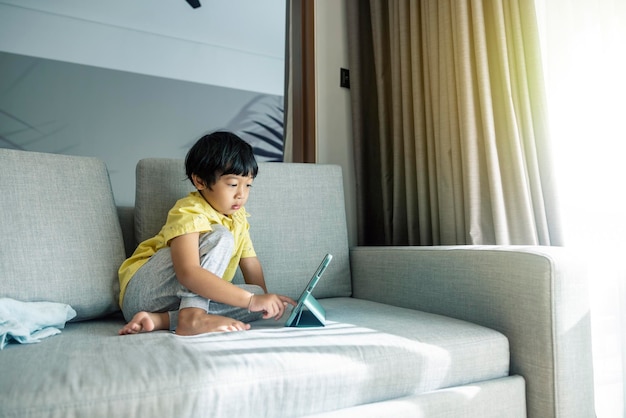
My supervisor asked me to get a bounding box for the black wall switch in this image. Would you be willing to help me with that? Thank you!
[340,68,350,89]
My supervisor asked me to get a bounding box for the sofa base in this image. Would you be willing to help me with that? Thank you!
[307,375,526,417]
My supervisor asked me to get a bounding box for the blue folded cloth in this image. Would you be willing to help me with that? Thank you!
[0,297,77,349]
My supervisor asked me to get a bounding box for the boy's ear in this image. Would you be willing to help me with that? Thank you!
[191,174,206,190]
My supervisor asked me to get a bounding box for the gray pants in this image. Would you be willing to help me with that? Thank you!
[122,225,263,331]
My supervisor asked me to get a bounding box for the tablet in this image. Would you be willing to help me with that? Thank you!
[284,254,333,327]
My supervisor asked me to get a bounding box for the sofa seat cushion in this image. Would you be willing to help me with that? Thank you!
[0,298,509,418]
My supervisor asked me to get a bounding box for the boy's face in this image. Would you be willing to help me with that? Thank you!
[192,173,253,216]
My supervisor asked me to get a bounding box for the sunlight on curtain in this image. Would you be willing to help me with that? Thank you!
[347,0,559,246]
[536,1,626,416]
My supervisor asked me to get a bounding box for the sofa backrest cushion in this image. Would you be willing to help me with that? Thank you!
[135,159,352,299]
[0,149,125,320]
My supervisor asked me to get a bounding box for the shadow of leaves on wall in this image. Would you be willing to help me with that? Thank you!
[0,109,69,152]
[223,94,284,162]
[0,57,72,154]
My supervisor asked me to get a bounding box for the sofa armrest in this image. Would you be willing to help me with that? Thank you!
[350,245,594,418]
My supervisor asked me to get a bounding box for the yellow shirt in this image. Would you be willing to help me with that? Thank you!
[118,191,256,306]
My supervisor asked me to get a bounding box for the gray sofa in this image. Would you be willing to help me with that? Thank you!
[0,148,595,417]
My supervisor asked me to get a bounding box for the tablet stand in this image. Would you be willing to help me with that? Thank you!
[291,293,326,327]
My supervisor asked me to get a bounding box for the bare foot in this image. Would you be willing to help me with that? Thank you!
[175,307,251,336]
[119,311,169,335]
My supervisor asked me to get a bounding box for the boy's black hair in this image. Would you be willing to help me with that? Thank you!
[185,131,258,188]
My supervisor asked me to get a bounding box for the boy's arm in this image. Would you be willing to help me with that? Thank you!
[170,233,295,319]
[239,256,268,293]
[170,232,252,308]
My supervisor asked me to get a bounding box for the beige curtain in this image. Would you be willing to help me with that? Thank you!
[347,0,561,246]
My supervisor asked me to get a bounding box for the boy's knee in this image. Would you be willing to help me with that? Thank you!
[199,225,234,250]
[198,226,235,275]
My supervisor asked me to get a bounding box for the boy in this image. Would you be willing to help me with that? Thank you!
[118,131,295,335]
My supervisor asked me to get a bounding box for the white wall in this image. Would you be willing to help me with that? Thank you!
[0,0,357,243]
[0,52,279,206]
[0,1,286,206]
[315,0,356,247]
[0,0,285,95]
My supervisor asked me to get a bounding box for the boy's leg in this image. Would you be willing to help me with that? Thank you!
[206,284,265,322]
[118,311,169,335]
[122,225,258,334]
[173,225,236,330]
[174,228,265,332]
[122,225,234,331]
[174,283,265,335]
[121,247,182,329]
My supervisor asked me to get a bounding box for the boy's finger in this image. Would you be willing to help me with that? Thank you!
[280,295,297,306]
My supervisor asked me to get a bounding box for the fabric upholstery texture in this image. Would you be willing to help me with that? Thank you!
[0,152,594,418]
[308,376,527,418]
[0,298,509,417]
[350,245,595,418]
[135,159,352,300]
[0,149,124,320]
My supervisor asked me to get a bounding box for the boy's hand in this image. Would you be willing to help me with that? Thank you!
[249,294,297,320]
